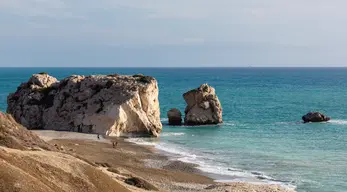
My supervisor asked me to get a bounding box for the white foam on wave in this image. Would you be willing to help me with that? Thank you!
[329,119,347,125]
[126,138,197,159]
[161,132,185,136]
[126,137,296,190]
[222,121,236,126]
[155,143,199,160]
[274,119,347,125]
[196,163,254,178]
[176,152,296,190]
[160,118,168,122]
[274,121,302,125]
[125,138,157,146]
[274,122,291,125]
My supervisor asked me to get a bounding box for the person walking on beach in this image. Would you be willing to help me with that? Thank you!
[97,134,100,140]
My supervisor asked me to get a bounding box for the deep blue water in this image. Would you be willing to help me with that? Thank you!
[1,68,347,192]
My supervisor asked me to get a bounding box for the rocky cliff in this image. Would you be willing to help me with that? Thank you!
[7,73,162,137]
[183,84,223,125]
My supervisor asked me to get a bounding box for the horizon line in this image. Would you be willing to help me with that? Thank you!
[0,66,347,68]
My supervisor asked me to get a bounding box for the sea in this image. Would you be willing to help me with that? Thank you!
[1,68,347,192]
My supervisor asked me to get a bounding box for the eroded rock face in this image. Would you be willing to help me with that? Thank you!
[28,73,58,88]
[183,84,222,125]
[167,108,182,125]
[7,73,162,137]
[302,112,330,123]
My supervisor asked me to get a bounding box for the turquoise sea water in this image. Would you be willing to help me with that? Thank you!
[1,68,347,192]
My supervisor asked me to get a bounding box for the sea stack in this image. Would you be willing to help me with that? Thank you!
[183,84,222,125]
[167,108,182,125]
[302,112,330,123]
[7,73,162,137]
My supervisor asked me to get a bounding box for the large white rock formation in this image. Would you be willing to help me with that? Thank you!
[183,84,223,125]
[7,73,162,137]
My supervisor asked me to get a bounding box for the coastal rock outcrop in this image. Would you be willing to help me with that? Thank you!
[183,84,222,125]
[302,112,330,123]
[167,108,182,125]
[7,73,162,137]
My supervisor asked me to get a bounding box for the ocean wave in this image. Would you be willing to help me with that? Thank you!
[155,143,199,160]
[183,158,296,189]
[126,138,198,159]
[161,132,185,137]
[197,163,254,178]
[126,137,296,190]
[274,122,291,125]
[125,138,157,146]
[222,121,236,126]
[274,119,347,125]
[329,119,347,125]
[250,171,278,181]
[161,120,233,127]
[160,118,168,122]
[178,124,222,128]
[274,121,302,125]
[165,148,294,189]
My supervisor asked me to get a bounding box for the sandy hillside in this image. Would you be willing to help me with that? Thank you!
[0,147,131,192]
[0,113,55,151]
[0,113,130,192]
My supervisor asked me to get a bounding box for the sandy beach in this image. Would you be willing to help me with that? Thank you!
[33,130,295,192]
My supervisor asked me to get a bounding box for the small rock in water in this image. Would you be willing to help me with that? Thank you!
[302,112,330,123]
[167,108,182,126]
[251,171,262,176]
[257,176,267,180]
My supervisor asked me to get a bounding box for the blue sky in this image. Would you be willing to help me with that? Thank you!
[0,0,347,67]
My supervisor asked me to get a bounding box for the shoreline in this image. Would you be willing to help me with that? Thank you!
[125,136,297,190]
[33,130,295,192]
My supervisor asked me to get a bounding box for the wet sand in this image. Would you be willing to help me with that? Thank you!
[34,130,295,192]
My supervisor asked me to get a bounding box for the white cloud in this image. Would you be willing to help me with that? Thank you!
[0,0,83,18]
[1,0,347,66]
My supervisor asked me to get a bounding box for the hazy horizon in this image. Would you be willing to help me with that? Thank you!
[1,1,347,67]
[1,66,347,69]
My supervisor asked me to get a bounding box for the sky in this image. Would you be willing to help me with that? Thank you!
[0,0,347,67]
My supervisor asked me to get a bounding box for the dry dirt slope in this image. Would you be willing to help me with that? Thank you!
[0,113,55,151]
[0,112,130,192]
